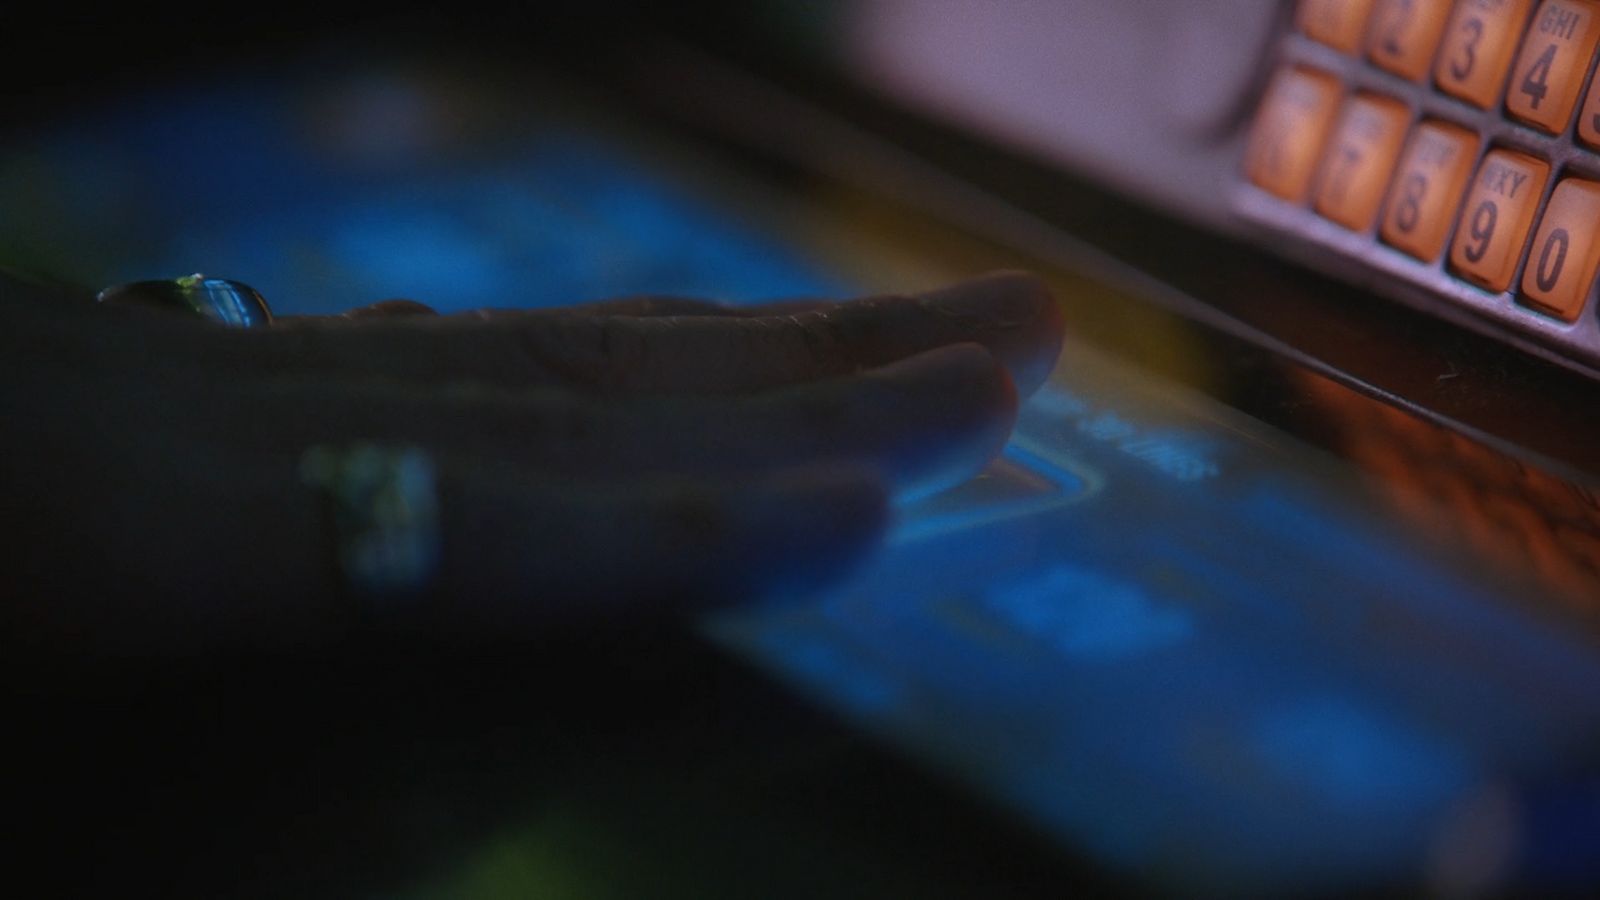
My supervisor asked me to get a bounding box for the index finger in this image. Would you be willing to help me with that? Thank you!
[248,271,1065,397]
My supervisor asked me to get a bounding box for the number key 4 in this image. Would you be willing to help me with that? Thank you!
[1506,0,1600,133]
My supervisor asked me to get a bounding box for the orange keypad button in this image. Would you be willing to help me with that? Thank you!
[1520,178,1600,319]
[1245,67,1343,203]
[1314,94,1412,229]
[1434,0,1535,107]
[1299,0,1379,52]
[1449,150,1549,291]
[1573,59,1600,144]
[1367,0,1454,80]
[1380,121,1479,260]
[1506,0,1600,132]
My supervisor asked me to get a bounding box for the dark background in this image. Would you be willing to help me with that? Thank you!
[0,3,769,126]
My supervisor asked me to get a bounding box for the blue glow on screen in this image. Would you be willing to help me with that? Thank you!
[4,78,852,313]
[142,137,852,315]
[713,373,1600,892]
[1252,696,1469,813]
[980,564,1194,662]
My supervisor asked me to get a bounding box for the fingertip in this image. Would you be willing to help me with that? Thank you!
[880,341,1020,424]
[873,339,999,381]
[975,271,1065,398]
[864,343,1019,497]
[1017,286,1067,398]
[916,271,1064,397]
[918,270,1049,322]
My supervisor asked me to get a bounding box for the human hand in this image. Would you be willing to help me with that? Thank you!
[1,271,1063,662]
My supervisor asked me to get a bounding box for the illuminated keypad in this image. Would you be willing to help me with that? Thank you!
[1315,94,1412,229]
[1247,2,1600,374]
[1434,0,1535,108]
[1505,0,1600,133]
[1245,67,1343,202]
[1380,122,1479,261]
[1299,0,1379,53]
[1520,177,1600,319]
[1449,150,1549,290]
[1367,0,1455,80]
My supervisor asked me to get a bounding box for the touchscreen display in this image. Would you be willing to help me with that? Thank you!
[712,338,1600,893]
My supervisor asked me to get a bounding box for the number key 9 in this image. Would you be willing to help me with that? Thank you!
[1434,0,1534,108]
[1506,0,1600,133]
[1449,149,1549,291]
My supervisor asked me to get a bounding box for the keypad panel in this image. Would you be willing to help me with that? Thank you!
[1244,1,1600,378]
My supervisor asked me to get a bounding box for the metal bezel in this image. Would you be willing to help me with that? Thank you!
[1235,11,1600,379]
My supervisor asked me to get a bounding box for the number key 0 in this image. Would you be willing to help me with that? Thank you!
[1506,0,1600,133]
[1449,149,1549,291]
[1434,0,1534,108]
[1521,178,1600,320]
